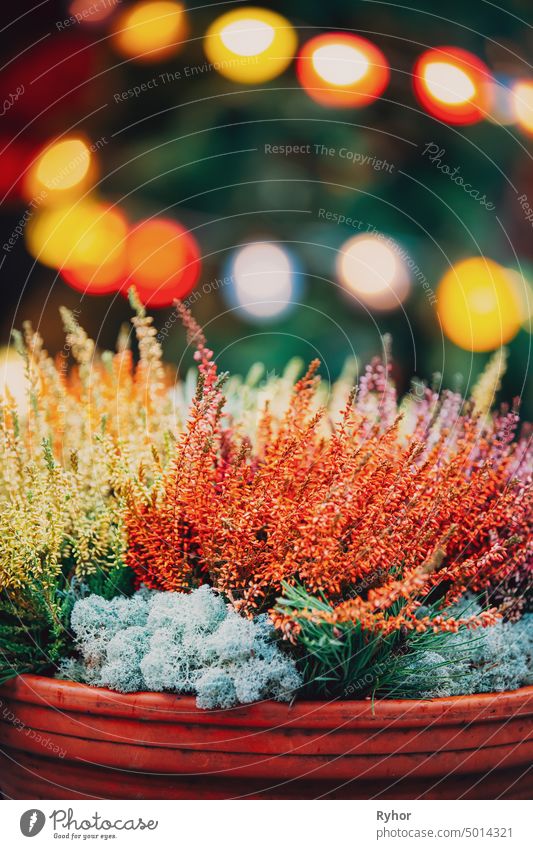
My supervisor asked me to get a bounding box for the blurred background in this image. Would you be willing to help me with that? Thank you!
[0,0,532,412]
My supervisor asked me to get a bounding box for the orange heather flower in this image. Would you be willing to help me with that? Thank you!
[123,305,532,634]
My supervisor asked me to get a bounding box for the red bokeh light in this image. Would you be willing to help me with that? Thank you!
[413,47,493,124]
[297,33,390,108]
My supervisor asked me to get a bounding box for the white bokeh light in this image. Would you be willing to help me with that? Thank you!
[311,43,370,86]
[337,234,411,311]
[220,19,275,57]
[423,62,476,104]
[230,242,297,320]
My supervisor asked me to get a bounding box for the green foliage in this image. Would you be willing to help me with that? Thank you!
[82,562,135,601]
[275,584,490,699]
[276,583,399,698]
[0,555,134,685]
[0,585,73,685]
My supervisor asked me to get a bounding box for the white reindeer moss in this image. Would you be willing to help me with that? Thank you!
[397,601,533,699]
[63,585,302,708]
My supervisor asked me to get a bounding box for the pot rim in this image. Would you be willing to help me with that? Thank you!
[1,674,532,729]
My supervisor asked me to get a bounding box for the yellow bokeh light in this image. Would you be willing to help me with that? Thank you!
[423,61,476,105]
[24,137,96,202]
[512,80,533,134]
[337,234,410,311]
[36,139,91,190]
[437,258,523,351]
[113,1,187,62]
[204,7,296,83]
[26,199,127,275]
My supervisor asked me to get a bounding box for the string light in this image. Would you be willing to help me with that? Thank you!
[113,1,187,63]
[226,241,299,321]
[204,7,296,83]
[437,257,522,351]
[337,234,410,311]
[125,218,201,307]
[413,47,492,124]
[19,4,527,324]
[297,33,389,108]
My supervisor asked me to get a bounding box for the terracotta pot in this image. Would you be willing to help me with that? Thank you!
[0,674,531,799]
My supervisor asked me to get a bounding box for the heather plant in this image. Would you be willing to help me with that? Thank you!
[126,307,532,633]
[0,293,175,681]
[0,434,73,683]
[1,296,532,701]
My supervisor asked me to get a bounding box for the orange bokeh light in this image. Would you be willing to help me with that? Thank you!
[413,47,492,124]
[125,218,201,307]
[297,33,389,108]
[61,247,128,295]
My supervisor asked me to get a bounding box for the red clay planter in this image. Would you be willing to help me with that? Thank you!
[0,674,532,799]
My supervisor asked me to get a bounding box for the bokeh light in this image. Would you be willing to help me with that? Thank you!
[125,218,201,307]
[0,347,28,416]
[61,207,128,295]
[226,242,299,321]
[437,257,523,351]
[511,80,533,135]
[69,0,119,25]
[24,137,95,201]
[337,234,410,311]
[297,33,389,108]
[204,7,296,83]
[26,199,128,296]
[413,47,492,124]
[113,1,187,63]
